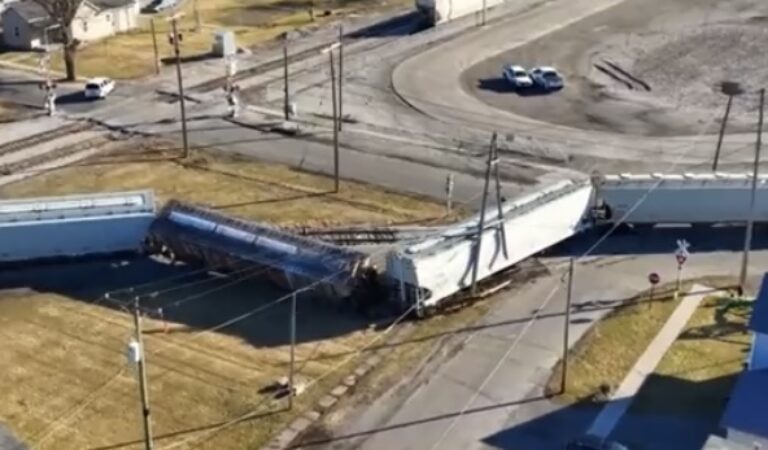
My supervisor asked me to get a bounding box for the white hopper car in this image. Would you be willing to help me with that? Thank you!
[592,173,768,226]
[386,179,593,314]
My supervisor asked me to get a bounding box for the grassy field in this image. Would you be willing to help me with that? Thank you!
[629,295,752,418]
[0,141,456,228]
[545,277,738,403]
[0,138,473,449]
[0,0,411,79]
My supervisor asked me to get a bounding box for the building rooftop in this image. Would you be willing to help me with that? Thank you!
[721,368,768,439]
[0,191,155,225]
[749,273,768,334]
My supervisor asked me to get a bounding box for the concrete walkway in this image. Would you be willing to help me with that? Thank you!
[586,284,712,438]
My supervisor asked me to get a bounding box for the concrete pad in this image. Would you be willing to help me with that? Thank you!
[289,416,313,434]
[318,395,337,411]
[331,385,349,397]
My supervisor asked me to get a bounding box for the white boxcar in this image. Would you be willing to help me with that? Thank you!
[387,180,593,310]
[0,191,155,263]
[595,173,768,225]
[415,0,505,25]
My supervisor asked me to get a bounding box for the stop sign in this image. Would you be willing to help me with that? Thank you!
[648,272,660,285]
[676,253,687,265]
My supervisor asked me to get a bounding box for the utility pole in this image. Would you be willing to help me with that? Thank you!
[491,133,508,259]
[481,0,487,26]
[470,134,497,295]
[338,25,343,132]
[130,298,154,450]
[283,35,290,121]
[445,173,455,213]
[288,292,297,409]
[324,43,341,193]
[713,94,733,172]
[168,14,190,159]
[150,19,160,75]
[193,0,201,31]
[739,88,765,294]
[561,257,574,395]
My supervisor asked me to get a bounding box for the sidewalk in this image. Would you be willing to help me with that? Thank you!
[586,284,712,438]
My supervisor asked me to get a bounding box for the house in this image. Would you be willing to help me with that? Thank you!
[1,0,139,50]
[714,274,768,448]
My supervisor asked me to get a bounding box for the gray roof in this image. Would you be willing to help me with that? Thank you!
[4,0,134,25]
[721,368,768,439]
[5,1,51,24]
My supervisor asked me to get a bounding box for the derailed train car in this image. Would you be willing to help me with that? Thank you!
[147,200,372,301]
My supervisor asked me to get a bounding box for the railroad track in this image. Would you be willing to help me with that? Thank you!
[191,14,423,94]
[0,133,113,176]
[0,121,95,161]
[290,226,443,245]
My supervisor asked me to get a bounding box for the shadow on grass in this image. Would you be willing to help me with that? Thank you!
[482,374,734,450]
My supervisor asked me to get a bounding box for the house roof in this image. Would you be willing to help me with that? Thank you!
[4,0,134,26]
[5,0,51,24]
[748,272,768,333]
[721,368,768,439]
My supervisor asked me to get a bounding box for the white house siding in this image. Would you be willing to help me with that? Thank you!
[72,3,114,41]
[111,3,139,32]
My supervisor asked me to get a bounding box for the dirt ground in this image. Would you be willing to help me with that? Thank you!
[463,0,768,137]
[0,139,455,228]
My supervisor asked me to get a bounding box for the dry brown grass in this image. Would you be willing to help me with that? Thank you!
[0,0,412,80]
[546,277,739,403]
[629,295,752,418]
[0,143,457,228]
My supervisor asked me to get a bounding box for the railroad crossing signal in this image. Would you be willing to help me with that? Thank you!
[675,239,690,266]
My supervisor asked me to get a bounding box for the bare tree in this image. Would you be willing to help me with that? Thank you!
[32,0,83,80]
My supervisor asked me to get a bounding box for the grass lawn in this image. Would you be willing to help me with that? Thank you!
[545,277,738,403]
[0,0,411,80]
[629,295,752,419]
[0,140,457,228]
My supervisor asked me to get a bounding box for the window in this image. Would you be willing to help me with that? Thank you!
[82,20,88,32]
[14,27,19,37]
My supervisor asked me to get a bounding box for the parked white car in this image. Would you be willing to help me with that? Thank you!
[84,78,115,99]
[502,64,534,88]
[528,66,564,90]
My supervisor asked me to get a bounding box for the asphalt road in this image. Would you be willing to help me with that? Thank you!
[461,0,736,137]
[0,68,142,115]
[304,228,768,450]
[391,0,759,166]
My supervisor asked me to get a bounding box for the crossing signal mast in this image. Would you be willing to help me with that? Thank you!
[39,51,57,116]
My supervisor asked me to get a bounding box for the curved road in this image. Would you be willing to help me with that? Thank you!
[392,0,757,165]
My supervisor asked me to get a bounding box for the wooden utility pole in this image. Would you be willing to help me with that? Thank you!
[470,134,498,295]
[713,94,733,172]
[288,292,297,409]
[560,258,574,395]
[150,19,160,75]
[338,25,343,132]
[132,298,154,450]
[328,46,340,192]
[283,37,290,121]
[168,15,190,159]
[739,88,765,293]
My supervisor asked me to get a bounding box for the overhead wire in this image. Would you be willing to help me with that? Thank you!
[428,97,746,449]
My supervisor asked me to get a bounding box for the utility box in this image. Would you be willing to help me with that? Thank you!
[212,30,237,57]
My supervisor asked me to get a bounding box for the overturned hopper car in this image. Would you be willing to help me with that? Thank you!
[147,200,372,301]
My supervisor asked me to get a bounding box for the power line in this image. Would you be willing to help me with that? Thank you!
[427,107,726,450]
